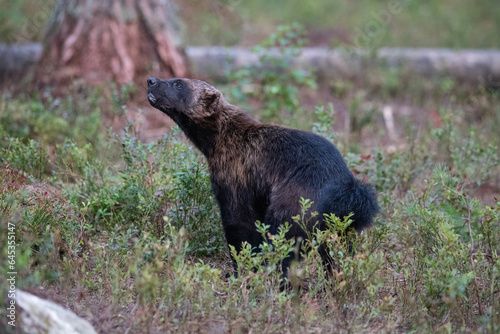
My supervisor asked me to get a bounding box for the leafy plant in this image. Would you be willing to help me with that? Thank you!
[0,138,49,179]
[229,23,316,124]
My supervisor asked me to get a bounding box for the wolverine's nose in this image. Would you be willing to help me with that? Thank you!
[147,77,157,86]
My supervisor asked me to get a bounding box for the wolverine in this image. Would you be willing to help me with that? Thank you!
[147,77,379,279]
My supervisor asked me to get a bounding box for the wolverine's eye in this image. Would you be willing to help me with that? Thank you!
[174,81,183,90]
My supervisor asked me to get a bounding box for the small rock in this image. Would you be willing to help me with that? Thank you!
[15,289,97,334]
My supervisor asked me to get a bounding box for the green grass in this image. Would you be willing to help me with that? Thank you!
[179,0,500,48]
[0,0,55,43]
[1,27,500,333]
[2,0,500,48]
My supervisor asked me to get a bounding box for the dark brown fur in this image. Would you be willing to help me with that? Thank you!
[147,77,379,279]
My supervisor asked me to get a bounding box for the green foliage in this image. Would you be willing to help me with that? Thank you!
[398,165,500,328]
[0,162,28,214]
[1,26,500,334]
[229,221,296,293]
[169,162,223,255]
[433,109,499,184]
[0,93,103,157]
[311,103,336,142]
[0,138,49,179]
[0,0,55,42]
[229,23,316,124]
[49,124,224,256]
[3,0,500,50]
[180,0,500,49]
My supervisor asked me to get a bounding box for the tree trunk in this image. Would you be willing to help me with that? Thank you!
[35,0,187,89]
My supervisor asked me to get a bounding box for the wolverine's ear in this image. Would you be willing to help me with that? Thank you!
[202,88,221,106]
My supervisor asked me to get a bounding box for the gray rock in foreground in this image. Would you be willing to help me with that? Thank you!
[15,289,97,334]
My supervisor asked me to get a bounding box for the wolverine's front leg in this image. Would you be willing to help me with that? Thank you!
[223,223,263,276]
[210,172,270,275]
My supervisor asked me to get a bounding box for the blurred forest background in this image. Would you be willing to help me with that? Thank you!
[1,0,500,48]
[1,1,499,333]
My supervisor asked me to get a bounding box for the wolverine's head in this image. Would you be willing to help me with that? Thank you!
[147,77,225,123]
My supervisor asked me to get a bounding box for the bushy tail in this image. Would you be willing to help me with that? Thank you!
[319,178,379,232]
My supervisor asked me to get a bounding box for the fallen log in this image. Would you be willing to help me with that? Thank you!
[187,46,500,86]
[1,43,500,87]
[0,43,43,77]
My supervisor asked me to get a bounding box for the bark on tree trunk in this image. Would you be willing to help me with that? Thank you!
[35,0,187,89]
